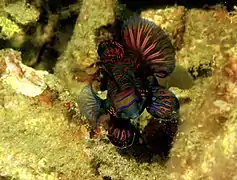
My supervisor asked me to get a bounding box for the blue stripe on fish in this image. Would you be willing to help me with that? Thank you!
[146,85,179,119]
[117,96,139,112]
[115,90,134,103]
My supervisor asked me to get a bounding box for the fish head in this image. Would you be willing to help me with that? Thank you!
[98,40,124,62]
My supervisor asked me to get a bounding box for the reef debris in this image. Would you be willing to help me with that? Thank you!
[0,49,48,97]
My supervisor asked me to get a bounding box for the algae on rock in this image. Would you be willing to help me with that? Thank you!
[4,1,40,25]
[0,1,40,40]
[54,0,117,93]
[1,2,237,180]
[177,7,237,76]
[0,48,96,179]
[166,69,237,179]
[0,16,23,40]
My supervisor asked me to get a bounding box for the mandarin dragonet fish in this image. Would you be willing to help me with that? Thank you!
[78,84,109,129]
[98,15,179,119]
[98,40,146,120]
[78,15,183,148]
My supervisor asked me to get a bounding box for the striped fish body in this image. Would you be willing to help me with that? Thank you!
[105,62,148,120]
[98,40,139,74]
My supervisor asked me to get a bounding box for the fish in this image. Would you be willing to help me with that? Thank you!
[98,40,146,121]
[109,86,146,120]
[119,15,180,118]
[78,84,139,149]
[78,84,140,148]
[98,40,138,83]
[96,15,179,120]
[78,82,144,128]
[97,40,124,62]
[79,16,180,148]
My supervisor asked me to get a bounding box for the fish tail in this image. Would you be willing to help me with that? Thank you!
[146,85,180,119]
[121,16,176,78]
[78,84,107,128]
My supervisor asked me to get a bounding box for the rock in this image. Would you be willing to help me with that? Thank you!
[0,16,23,40]
[177,7,237,76]
[1,3,237,180]
[4,1,40,25]
[0,49,48,97]
[54,0,117,91]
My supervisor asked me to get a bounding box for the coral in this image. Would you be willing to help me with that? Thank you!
[0,88,95,179]
[166,65,237,179]
[177,7,237,77]
[0,16,22,40]
[4,1,40,25]
[54,0,117,92]
[0,49,48,97]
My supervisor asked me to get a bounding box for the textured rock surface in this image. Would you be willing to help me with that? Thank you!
[0,16,23,40]
[4,1,40,25]
[0,49,48,97]
[177,6,237,76]
[0,3,237,180]
[54,0,117,92]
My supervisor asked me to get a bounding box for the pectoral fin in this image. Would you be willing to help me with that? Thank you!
[146,86,180,119]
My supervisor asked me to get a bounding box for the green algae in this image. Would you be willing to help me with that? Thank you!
[54,0,117,93]
[4,1,40,25]
[0,16,22,40]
